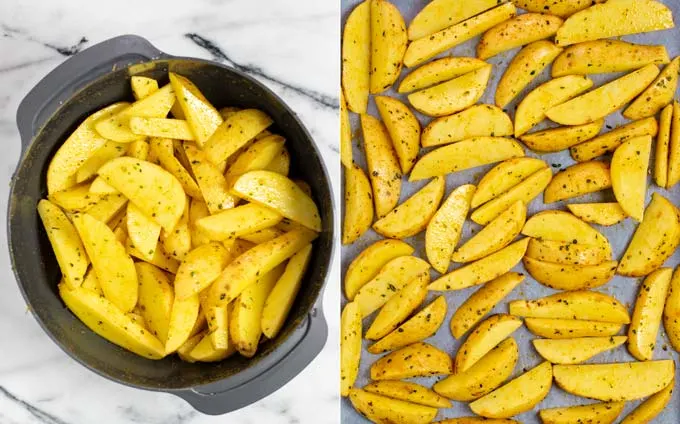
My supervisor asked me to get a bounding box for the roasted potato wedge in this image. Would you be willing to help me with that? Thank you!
[371,342,453,380]
[521,120,603,153]
[511,0,591,17]
[174,243,230,300]
[477,13,563,60]
[364,380,451,408]
[365,277,428,340]
[398,57,488,94]
[348,388,438,424]
[455,314,522,373]
[525,318,622,339]
[521,210,612,256]
[625,57,680,120]
[523,256,618,290]
[664,267,680,352]
[611,135,651,221]
[533,336,627,364]
[655,103,673,188]
[471,157,547,208]
[341,0,370,114]
[667,101,680,187]
[570,117,658,162]
[407,0,500,40]
[341,302,362,397]
[342,164,373,245]
[509,291,630,323]
[526,238,610,265]
[421,104,513,147]
[130,76,158,100]
[539,401,625,424]
[344,240,414,300]
[567,203,627,226]
[169,73,221,146]
[628,268,672,361]
[544,160,611,203]
[369,0,407,94]
[135,262,173,343]
[620,378,674,423]
[375,96,420,174]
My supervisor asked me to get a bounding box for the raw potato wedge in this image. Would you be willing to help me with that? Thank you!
[135,262,174,343]
[369,0,407,94]
[159,200,191,262]
[187,331,236,362]
[130,76,158,100]
[455,314,523,372]
[521,210,612,256]
[168,73,221,147]
[526,238,610,265]
[477,13,563,60]
[523,256,618,290]
[664,267,680,352]
[129,117,194,140]
[340,93,351,168]
[470,167,552,225]
[37,199,89,288]
[453,201,526,263]
[368,296,447,354]
[625,57,680,120]
[495,41,563,108]
[655,103,673,188]
[450,273,524,338]
[363,381,451,408]
[436,419,518,424]
[348,389,438,424]
[533,336,627,364]
[426,184,475,273]
[361,114,402,218]
[353,256,431,318]
[342,164,373,245]
[195,203,282,241]
[341,1,370,114]
[611,135,651,221]
[509,291,631,323]
[48,184,101,213]
[203,109,273,166]
[553,360,675,401]
[408,64,492,117]
[429,239,529,291]
[570,117,658,162]
[620,378,674,423]
[89,177,118,194]
[126,202,161,261]
[539,401,625,424]
[264,147,290,176]
[81,269,103,295]
[174,243,230,300]
[525,318,622,339]
[520,119,603,153]
[567,203,627,226]
[410,137,525,181]
[669,102,680,187]
[403,3,517,68]
[341,302,362,397]
[552,40,670,77]
[149,137,201,199]
[365,277,428,340]
[371,342,453,380]
[472,157,547,208]
[407,0,500,40]
[188,200,211,248]
[373,177,445,239]
[421,104,513,147]
[434,338,519,402]
[398,57,488,94]
[127,240,179,274]
[75,141,127,183]
[618,193,680,277]
[511,0,592,17]
[543,160,612,203]
[514,75,593,136]
[164,293,200,354]
[470,362,552,419]
[126,140,149,161]
[225,135,286,182]
[555,0,674,47]
[375,96,420,174]
[546,65,660,126]
[344,239,414,300]
[628,268,672,361]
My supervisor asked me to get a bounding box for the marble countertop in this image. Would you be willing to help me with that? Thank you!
[0,0,340,423]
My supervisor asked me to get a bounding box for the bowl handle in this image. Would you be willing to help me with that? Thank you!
[15,34,165,152]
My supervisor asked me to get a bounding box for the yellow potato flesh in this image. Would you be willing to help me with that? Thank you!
[129,117,194,140]
[664,268,680,352]
[126,202,161,261]
[226,135,286,183]
[174,243,230,300]
[169,72,222,147]
[455,314,522,373]
[341,302,362,397]
[366,277,428,340]
[407,0,500,40]
[81,194,128,227]
[511,0,592,17]
[620,377,674,423]
[75,141,127,183]
[398,57,488,94]
[364,381,451,408]
[183,143,238,214]
[570,117,658,162]
[533,336,627,364]
[422,104,513,147]
[130,76,158,100]
[369,0,407,94]
[667,101,680,187]
[196,203,282,241]
[628,268,672,361]
[127,240,179,274]
[525,318,622,339]
[348,389,438,424]
[526,238,610,265]
[164,293,200,354]
[655,103,673,188]
[149,137,201,198]
[342,164,373,244]
[539,401,625,424]
[521,119,603,153]
[135,262,173,343]
[159,198,190,261]
[477,13,563,60]
[371,342,453,380]
[524,257,618,291]
[375,96,420,174]
[625,57,680,120]
[340,92,352,168]
[203,109,273,166]
[341,1,370,113]
[544,160,612,203]
[509,291,630,323]
[566,203,627,226]
[81,268,103,295]
[611,135,651,222]
[471,157,547,208]
[187,332,236,362]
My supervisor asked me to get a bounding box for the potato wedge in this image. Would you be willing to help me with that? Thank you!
[421,104,513,147]
[127,240,179,274]
[129,117,194,140]
[544,160,612,203]
[130,76,158,100]
[619,193,680,277]
[512,0,591,17]
[534,336,626,365]
[48,184,101,213]
[521,210,612,256]
[525,318,622,339]
[341,302,362,397]
[664,267,680,352]
[203,109,273,165]
[495,41,563,108]
[159,200,191,261]
[371,342,453,380]
[81,268,103,295]
[370,0,407,93]
[546,65,661,126]
[366,277,429,340]
[344,240,414,300]
[195,204,282,241]
[611,136,651,221]
[374,96,420,174]
[373,177,445,239]
[539,401,625,424]
[521,119,603,153]
[515,75,593,136]
[264,146,290,176]
[628,268,672,361]
[552,40,669,77]
[571,117,658,162]
[188,199,211,248]
[407,0,500,40]
[666,101,680,187]
[509,291,630,323]
[455,314,522,372]
[410,137,525,181]
[524,256,617,291]
[436,418,518,424]
[348,388,438,424]
[135,262,173,342]
[429,238,529,291]
[168,73,221,147]
[567,203,627,226]
[126,203,161,261]
[174,243,230,300]
[89,177,118,194]
[368,296,447,354]
[364,381,450,408]
[450,273,524,338]
[553,360,675,401]
[361,114,402,218]
[655,103,673,188]
[470,167,552,225]
[149,137,201,199]
[403,3,517,67]
[340,93,352,169]
[471,157,548,208]
[625,57,680,120]
[555,0,674,46]
[526,238,610,265]
[341,0,370,114]
[453,201,525,263]
[240,227,284,244]
[620,377,674,423]
[342,164,373,245]
[408,65,492,117]
[126,140,149,161]
[75,141,127,183]
[187,332,236,362]
[470,362,552,419]
[426,184,475,273]
[477,13,563,60]
[184,143,238,214]
[37,199,89,288]
[165,293,200,354]
[398,57,488,94]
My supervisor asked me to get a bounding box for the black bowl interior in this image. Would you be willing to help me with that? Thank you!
[8,59,333,389]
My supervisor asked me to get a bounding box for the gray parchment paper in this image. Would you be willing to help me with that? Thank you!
[341,1,680,422]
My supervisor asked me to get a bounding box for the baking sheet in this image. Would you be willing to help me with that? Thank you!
[341,0,680,422]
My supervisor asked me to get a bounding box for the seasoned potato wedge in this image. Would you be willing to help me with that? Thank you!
[340,302,362,397]
[553,360,675,401]
[81,268,103,295]
[368,296,447,353]
[196,204,282,241]
[567,203,627,226]
[664,267,680,352]
[371,342,453,380]
[455,314,522,372]
[523,256,617,290]
[126,139,149,161]
[611,135,651,221]
[340,93,352,169]
[625,57,680,120]
[127,240,179,274]
[375,96,420,174]
[407,0,500,40]
[555,0,674,46]
[203,109,273,166]
[126,202,161,261]
[667,101,680,187]
[149,137,201,199]
[620,378,674,423]
[539,401,625,424]
[470,362,552,419]
[421,104,513,147]
[365,277,428,340]
[525,318,622,339]
[544,160,611,203]
[511,0,591,17]
[472,157,547,208]
[655,103,673,188]
[373,177,445,239]
[159,200,191,261]
[129,117,194,140]
[135,262,173,343]
[89,177,118,194]
[618,193,680,277]
[509,291,630,323]
[187,332,236,362]
[364,381,451,408]
[521,119,603,153]
[570,117,658,162]
[344,240,414,300]
[408,65,492,117]
[130,76,158,100]
[75,141,127,183]
[526,238,610,265]
[434,338,518,402]
[341,1,370,114]
[48,184,101,213]
[477,13,563,60]
[426,184,475,273]
[348,388,438,424]
[410,137,525,181]
[533,336,626,365]
[521,210,612,256]
[429,238,529,291]
[369,0,407,94]
[169,73,221,146]
[264,146,290,176]
[174,243,230,300]
[496,41,563,108]
[398,57,488,94]
[164,292,200,354]
[436,418,518,424]
[342,164,373,245]
[628,268,672,361]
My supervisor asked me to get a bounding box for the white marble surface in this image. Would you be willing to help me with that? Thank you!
[0,0,340,423]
